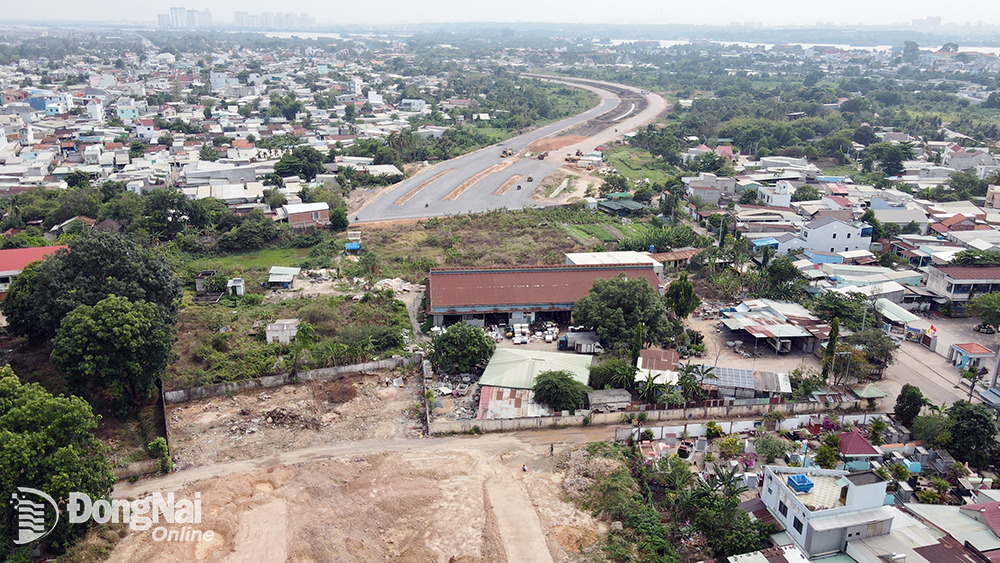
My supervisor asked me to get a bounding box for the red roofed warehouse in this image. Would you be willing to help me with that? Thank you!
[0,245,68,298]
[426,264,659,327]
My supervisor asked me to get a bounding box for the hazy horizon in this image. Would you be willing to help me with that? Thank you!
[2,0,999,29]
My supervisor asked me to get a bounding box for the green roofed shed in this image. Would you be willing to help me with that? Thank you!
[478,348,593,390]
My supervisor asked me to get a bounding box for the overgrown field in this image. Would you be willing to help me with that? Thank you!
[168,290,410,389]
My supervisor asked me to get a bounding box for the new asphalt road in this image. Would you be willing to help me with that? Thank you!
[352,77,668,223]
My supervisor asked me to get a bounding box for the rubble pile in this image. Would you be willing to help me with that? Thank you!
[372,278,422,294]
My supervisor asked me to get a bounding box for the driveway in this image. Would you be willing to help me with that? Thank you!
[353,77,667,223]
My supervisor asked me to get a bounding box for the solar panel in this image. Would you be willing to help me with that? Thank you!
[708,366,754,389]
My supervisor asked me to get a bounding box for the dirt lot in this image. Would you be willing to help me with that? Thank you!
[106,436,603,563]
[528,135,588,153]
[165,372,425,469]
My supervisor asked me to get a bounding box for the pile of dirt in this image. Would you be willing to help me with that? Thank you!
[689,274,724,301]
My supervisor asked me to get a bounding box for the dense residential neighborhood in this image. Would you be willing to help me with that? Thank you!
[6,15,1000,563]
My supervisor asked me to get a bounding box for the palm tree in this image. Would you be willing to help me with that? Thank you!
[638,372,664,404]
[711,463,750,498]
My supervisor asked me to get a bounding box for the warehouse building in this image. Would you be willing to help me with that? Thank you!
[425,263,659,327]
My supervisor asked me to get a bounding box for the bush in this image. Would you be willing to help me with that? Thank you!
[705,420,724,439]
[717,435,743,458]
[532,370,592,412]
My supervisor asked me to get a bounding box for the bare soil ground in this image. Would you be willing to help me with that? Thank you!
[165,373,425,469]
[105,436,602,563]
[528,135,588,153]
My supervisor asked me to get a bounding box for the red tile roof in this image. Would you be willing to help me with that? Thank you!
[638,348,679,372]
[427,264,659,313]
[954,342,995,356]
[838,427,880,456]
[0,245,68,275]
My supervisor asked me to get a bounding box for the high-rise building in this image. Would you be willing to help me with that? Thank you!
[157,14,171,28]
[169,7,186,29]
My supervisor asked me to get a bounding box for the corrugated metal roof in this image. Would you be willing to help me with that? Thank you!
[478,348,593,390]
[427,264,659,312]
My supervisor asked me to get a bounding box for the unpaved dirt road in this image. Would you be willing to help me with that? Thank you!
[108,430,612,563]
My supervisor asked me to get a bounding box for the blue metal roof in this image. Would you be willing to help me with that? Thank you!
[345,242,361,250]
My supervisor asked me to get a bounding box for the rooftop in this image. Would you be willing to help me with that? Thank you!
[934,265,1000,280]
[0,245,68,276]
[954,342,995,356]
[426,264,659,313]
[839,428,881,457]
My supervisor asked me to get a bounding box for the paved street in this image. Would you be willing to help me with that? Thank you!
[353,77,667,223]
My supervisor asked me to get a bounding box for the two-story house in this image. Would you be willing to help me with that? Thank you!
[926,265,1000,303]
[759,181,793,207]
[682,172,736,205]
[761,466,894,558]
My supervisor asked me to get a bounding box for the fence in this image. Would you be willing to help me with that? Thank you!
[613,412,890,442]
[162,355,422,405]
[428,397,863,435]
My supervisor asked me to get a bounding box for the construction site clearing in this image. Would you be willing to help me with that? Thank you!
[164,369,424,469]
[105,435,606,563]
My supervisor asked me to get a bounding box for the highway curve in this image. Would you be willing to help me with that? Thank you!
[352,77,667,223]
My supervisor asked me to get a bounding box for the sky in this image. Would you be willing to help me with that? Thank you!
[2,0,999,28]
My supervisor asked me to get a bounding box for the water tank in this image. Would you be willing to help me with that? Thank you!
[787,474,814,493]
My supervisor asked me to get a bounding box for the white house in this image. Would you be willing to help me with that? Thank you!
[759,181,793,207]
[682,172,736,205]
[265,319,300,344]
[761,466,894,558]
[800,217,873,254]
[135,119,156,141]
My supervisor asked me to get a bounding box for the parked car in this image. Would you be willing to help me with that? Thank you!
[974,324,996,334]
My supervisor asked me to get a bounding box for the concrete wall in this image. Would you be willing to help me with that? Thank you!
[429,398,867,435]
[163,356,421,404]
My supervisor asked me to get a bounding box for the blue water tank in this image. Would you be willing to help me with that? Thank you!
[649,244,655,253]
[787,474,814,493]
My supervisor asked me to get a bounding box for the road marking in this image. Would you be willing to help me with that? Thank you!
[393,169,455,205]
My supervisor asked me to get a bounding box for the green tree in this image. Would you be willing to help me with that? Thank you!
[791,185,820,202]
[948,401,997,467]
[664,273,701,319]
[532,369,591,412]
[966,292,1000,328]
[754,433,794,463]
[868,417,888,446]
[739,188,762,205]
[894,383,926,427]
[2,231,181,342]
[815,444,839,469]
[573,274,670,348]
[65,169,90,188]
[911,414,953,449]
[588,358,637,390]
[821,317,840,379]
[51,295,175,412]
[903,41,920,63]
[845,329,899,369]
[198,143,219,161]
[129,141,147,159]
[274,146,325,181]
[428,323,496,373]
[0,367,116,559]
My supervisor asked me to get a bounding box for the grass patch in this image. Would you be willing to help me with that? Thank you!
[605,145,678,185]
[819,164,856,177]
[183,248,307,276]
